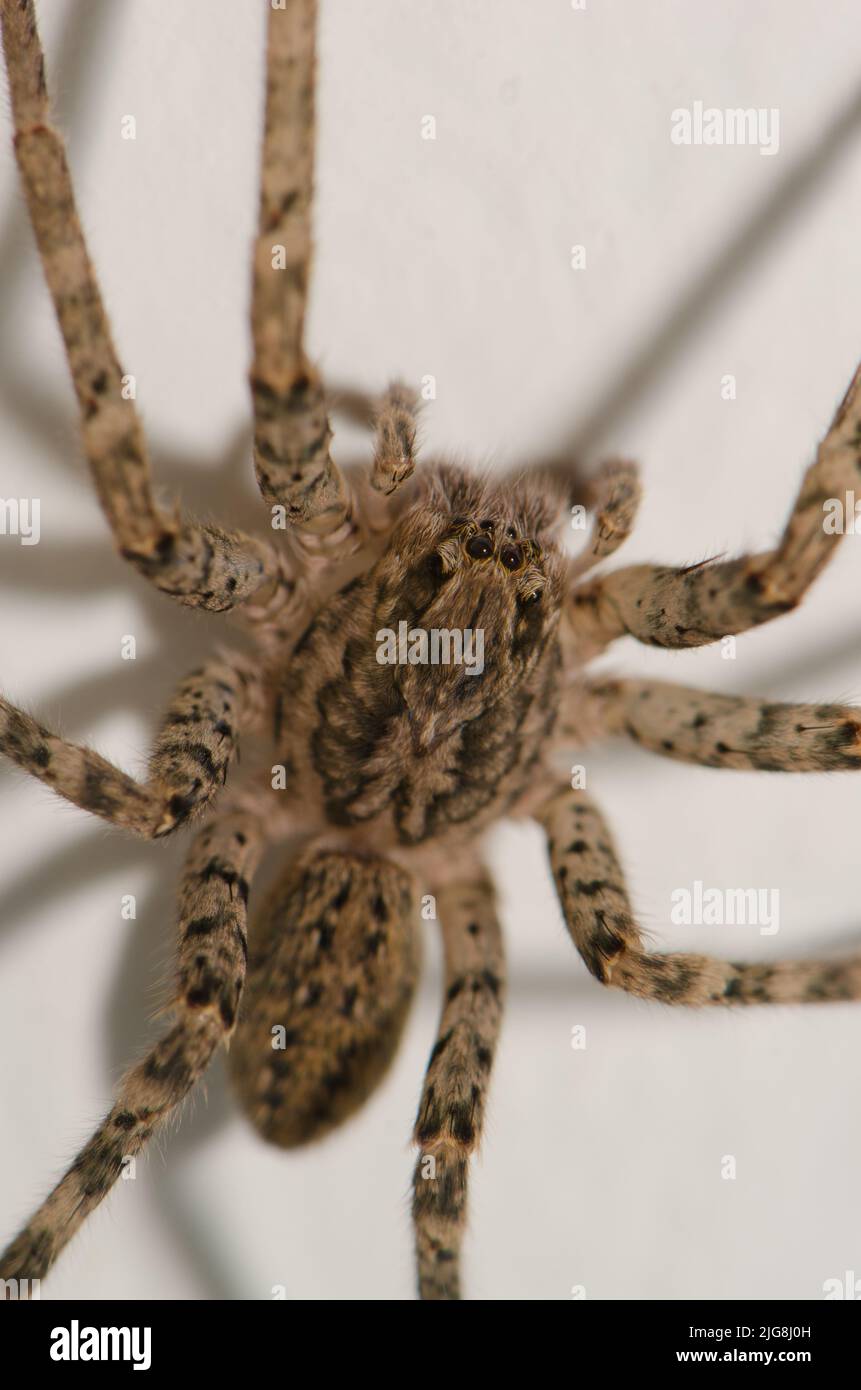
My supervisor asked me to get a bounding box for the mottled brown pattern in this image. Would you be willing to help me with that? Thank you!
[570,456,642,580]
[540,786,861,1005]
[0,0,279,611]
[412,871,504,1300]
[0,654,261,837]
[371,382,421,496]
[0,810,264,1285]
[567,363,861,655]
[275,465,566,848]
[2,0,861,1303]
[589,678,861,772]
[229,849,419,1145]
[250,0,350,536]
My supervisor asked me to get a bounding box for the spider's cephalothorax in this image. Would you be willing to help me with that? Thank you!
[275,464,568,849]
[2,0,861,1302]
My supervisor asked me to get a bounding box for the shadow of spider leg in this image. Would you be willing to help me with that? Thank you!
[0,807,266,1287]
[412,869,504,1301]
[535,784,861,1005]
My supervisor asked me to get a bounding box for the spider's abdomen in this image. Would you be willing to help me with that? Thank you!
[228,848,419,1146]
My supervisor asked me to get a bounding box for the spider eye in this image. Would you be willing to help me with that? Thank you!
[479,518,494,531]
[466,535,493,560]
[500,543,521,570]
[521,589,541,606]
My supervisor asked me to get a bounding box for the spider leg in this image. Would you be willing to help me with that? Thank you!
[567,361,861,654]
[569,457,641,579]
[0,654,261,837]
[0,806,265,1285]
[0,0,281,613]
[535,784,861,1003]
[582,677,861,772]
[250,0,358,555]
[371,382,421,497]
[412,869,504,1301]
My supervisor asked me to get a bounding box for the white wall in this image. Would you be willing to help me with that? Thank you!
[1,0,860,1300]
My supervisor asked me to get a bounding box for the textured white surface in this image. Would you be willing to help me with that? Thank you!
[1,0,861,1300]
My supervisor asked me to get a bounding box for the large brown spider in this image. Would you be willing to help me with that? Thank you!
[2,0,861,1302]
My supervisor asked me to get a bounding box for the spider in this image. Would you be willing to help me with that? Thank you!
[2,0,861,1303]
